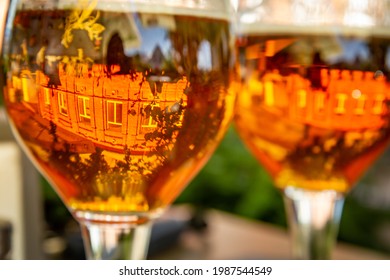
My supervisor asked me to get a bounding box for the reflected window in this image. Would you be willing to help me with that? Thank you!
[315,92,325,113]
[354,92,366,115]
[58,91,68,115]
[141,103,159,128]
[107,100,123,128]
[334,93,347,114]
[264,81,274,106]
[373,94,385,115]
[44,88,51,106]
[297,89,307,108]
[78,96,91,124]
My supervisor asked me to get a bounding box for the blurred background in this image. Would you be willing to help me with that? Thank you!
[3,96,390,259]
[2,0,390,260]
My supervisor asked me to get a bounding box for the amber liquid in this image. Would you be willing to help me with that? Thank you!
[3,9,234,215]
[234,33,390,193]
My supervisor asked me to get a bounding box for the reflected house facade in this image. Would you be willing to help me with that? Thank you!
[260,68,388,131]
[245,38,390,132]
[9,65,187,153]
[6,11,188,154]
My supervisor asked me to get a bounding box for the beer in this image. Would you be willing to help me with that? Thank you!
[234,32,390,193]
[3,8,234,217]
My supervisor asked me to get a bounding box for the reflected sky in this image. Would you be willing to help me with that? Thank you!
[124,14,172,59]
[328,37,370,64]
[197,40,212,70]
[329,36,390,73]
[123,13,212,71]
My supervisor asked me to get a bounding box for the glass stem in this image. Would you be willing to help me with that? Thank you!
[283,186,345,260]
[79,220,152,260]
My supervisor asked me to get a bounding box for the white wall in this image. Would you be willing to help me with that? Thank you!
[0,0,44,259]
[0,0,9,53]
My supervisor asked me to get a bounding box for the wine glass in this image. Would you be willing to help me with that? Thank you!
[233,0,390,259]
[1,0,235,259]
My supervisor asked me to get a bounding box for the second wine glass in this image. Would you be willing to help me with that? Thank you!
[233,0,390,259]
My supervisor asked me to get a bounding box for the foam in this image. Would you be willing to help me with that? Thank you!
[236,23,390,38]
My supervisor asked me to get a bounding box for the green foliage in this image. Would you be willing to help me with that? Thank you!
[339,194,390,254]
[338,152,390,254]
[175,126,286,227]
[41,177,72,231]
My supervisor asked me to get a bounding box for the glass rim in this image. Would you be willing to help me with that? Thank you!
[13,0,233,21]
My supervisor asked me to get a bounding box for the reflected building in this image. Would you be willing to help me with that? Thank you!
[5,10,188,155]
[245,37,390,132]
[259,68,388,131]
[7,64,187,153]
